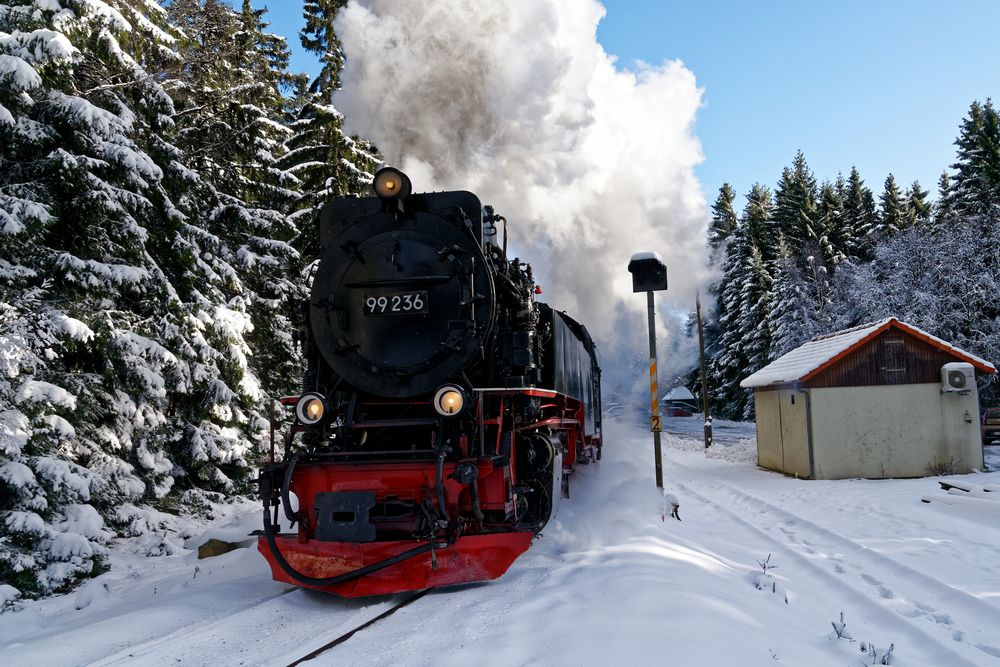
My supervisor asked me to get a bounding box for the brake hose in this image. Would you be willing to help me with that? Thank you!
[262,505,445,587]
[264,453,449,587]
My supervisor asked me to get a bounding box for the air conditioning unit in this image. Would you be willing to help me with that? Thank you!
[941,362,975,393]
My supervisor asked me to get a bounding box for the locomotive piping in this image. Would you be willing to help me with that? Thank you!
[262,507,447,587]
[434,424,449,521]
[265,449,452,587]
[281,452,301,525]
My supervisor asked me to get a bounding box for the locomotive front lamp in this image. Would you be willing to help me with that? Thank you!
[296,392,328,425]
[373,167,412,201]
[432,384,466,417]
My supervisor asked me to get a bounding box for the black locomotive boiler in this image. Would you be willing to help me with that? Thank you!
[258,168,602,596]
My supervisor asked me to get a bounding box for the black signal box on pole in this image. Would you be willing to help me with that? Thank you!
[627,255,668,293]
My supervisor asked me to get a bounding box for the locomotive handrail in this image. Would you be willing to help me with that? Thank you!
[513,417,580,432]
[352,418,439,428]
[344,275,451,287]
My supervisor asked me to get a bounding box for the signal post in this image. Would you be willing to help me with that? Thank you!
[627,253,669,488]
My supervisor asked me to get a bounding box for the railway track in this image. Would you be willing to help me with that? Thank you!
[669,458,1000,665]
[87,586,429,667]
[284,589,430,666]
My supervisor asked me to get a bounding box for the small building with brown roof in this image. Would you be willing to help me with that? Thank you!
[740,318,996,479]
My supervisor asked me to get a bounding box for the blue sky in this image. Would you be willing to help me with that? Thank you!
[253,0,999,205]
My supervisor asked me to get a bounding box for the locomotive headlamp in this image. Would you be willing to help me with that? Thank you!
[296,392,328,425]
[373,167,412,201]
[432,385,466,417]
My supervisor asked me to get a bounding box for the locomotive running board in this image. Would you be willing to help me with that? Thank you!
[258,532,534,597]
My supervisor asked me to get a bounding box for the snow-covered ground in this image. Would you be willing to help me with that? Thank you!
[664,413,758,448]
[2,421,1000,666]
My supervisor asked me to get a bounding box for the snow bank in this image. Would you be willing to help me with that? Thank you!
[667,432,759,464]
[3,421,1000,666]
[0,584,20,608]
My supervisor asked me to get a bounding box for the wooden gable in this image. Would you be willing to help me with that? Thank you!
[805,328,969,389]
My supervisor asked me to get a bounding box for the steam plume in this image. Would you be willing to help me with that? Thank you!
[335,0,711,384]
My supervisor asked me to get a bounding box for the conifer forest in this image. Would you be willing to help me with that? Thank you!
[703,101,1000,421]
[0,0,375,597]
[0,0,998,601]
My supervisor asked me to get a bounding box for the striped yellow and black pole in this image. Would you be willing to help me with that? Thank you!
[646,291,664,488]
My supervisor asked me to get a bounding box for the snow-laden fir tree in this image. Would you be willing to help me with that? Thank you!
[709,183,738,256]
[842,165,877,261]
[903,179,931,229]
[876,173,905,236]
[736,245,772,419]
[280,0,379,262]
[709,217,751,420]
[0,0,270,598]
[933,170,956,229]
[948,99,1000,217]
[835,210,1000,403]
[164,0,305,398]
[702,183,739,378]
[772,151,818,253]
[768,237,818,359]
[709,184,773,419]
[815,179,847,268]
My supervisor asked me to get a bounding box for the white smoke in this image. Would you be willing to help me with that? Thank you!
[335,0,711,387]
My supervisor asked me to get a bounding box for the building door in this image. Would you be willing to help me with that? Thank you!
[778,389,810,478]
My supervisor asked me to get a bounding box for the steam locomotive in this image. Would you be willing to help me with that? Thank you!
[257,168,602,597]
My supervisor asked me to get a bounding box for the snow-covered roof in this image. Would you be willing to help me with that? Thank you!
[741,318,996,388]
[663,386,695,401]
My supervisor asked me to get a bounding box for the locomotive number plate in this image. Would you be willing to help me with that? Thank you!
[363,291,429,316]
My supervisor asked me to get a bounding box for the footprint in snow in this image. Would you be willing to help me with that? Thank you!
[860,573,895,599]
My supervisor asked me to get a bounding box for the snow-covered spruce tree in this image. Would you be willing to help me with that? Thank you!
[0,1,267,598]
[702,183,738,382]
[948,99,1000,217]
[736,245,772,419]
[772,151,818,254]
[876,173,904,237]
[815,179,847,268]
[903,179,931,229]
[836,211,1000,403]
[842,165,877,261]
[709,184,773,419]
[709,218,751,420]
[933,170,956,230]
[281,0,379,263]
[767,237,818,359]
[708,183,737,257]
[164,0,304,398]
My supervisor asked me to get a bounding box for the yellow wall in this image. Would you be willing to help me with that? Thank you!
[809,383,983,479]
[753,388,810,477]
[754,390,782,471]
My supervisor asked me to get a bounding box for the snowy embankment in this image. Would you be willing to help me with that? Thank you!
[2,422,1000,666]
